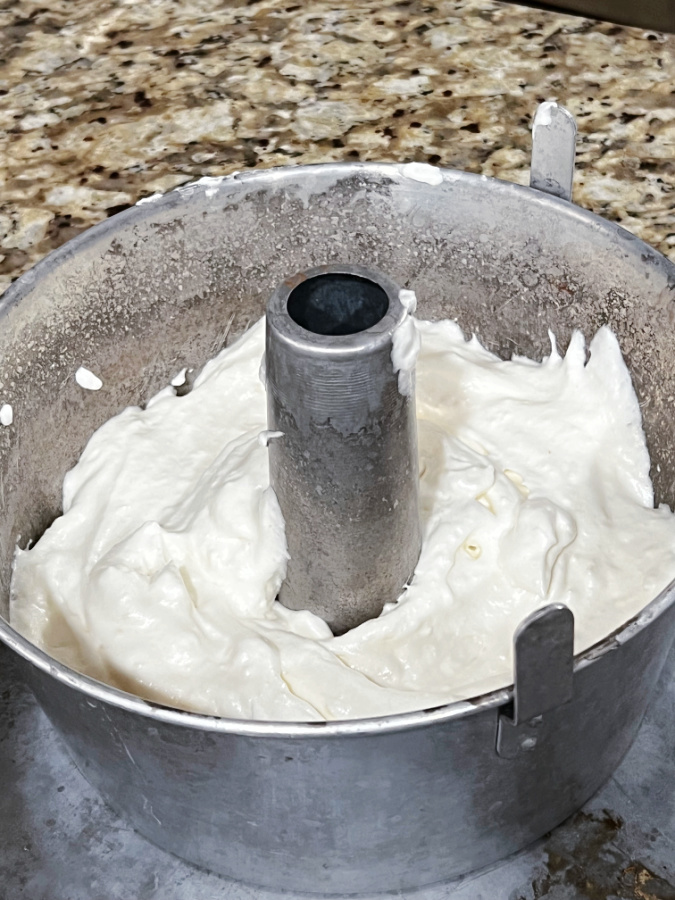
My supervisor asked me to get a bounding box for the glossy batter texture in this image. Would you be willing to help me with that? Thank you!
[10,318,675,720]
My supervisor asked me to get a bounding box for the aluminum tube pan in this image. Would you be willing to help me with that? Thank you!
[266,263,421,634]
[0,163,674,891]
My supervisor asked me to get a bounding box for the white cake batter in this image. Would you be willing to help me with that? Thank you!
[10,317,675,721]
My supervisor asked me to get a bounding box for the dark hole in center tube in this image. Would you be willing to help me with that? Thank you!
[287,273,388,336]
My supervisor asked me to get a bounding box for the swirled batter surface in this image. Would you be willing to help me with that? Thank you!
[10,318,675,720]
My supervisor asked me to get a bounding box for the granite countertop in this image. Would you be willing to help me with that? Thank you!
[0,0,673,297]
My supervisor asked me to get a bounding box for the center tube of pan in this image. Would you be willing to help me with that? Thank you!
[265,263,421,635]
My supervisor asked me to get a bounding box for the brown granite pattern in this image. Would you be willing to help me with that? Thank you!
[0,0,673,295]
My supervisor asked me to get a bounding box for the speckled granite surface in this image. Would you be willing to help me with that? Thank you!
[0,0,673,296]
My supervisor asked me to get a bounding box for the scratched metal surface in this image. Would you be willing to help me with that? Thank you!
[2,641,675,900]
